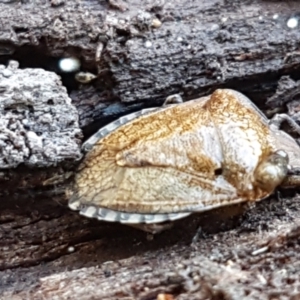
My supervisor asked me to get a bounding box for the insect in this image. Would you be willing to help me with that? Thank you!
[75,72,97,84]
[68,89,300,233]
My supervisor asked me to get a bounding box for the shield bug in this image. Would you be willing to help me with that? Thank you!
[68,89,300,233]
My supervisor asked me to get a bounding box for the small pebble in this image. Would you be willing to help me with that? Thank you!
[287,17,298,29]
[67,246,75,253]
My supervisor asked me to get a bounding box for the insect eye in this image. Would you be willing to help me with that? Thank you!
[254,151,289,193]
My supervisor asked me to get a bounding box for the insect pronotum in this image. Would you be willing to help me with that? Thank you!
[68,89,300,233]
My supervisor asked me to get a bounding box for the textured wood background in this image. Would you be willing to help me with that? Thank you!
[1,0,300,299]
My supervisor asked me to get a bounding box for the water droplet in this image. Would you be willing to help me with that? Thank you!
[58,57,80,72]
[273,14,279,20]
[287,17,298,29]
[177,37,183,42]
[144,40,152,48]
[67,246,75,253]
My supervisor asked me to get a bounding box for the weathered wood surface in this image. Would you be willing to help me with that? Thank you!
[2,0,300,129]
[0,61,82,192]
[1,0,300,299]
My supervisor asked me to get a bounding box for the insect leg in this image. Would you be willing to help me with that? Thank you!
[128,222,174,234]
[281,167,300,187]
[281,175,300,187]
[269,113,300,135]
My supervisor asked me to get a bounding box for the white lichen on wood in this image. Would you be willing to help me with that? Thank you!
[0,60,82,168]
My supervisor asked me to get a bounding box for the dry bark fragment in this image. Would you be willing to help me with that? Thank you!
[0,61,81,169]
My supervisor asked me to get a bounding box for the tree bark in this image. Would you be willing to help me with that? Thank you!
[1,0,300,299]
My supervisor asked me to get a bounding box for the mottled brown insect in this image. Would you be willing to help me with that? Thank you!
[69,89,300,233]
[75,72,97,84]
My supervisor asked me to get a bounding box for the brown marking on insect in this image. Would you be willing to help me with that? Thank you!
[68,89,300,233]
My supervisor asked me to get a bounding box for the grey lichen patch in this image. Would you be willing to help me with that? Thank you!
[0,60,82,168]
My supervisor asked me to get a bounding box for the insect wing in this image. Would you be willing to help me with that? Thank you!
[69,95,247,219]
[69,89,300,225]
[205,89,274,197]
